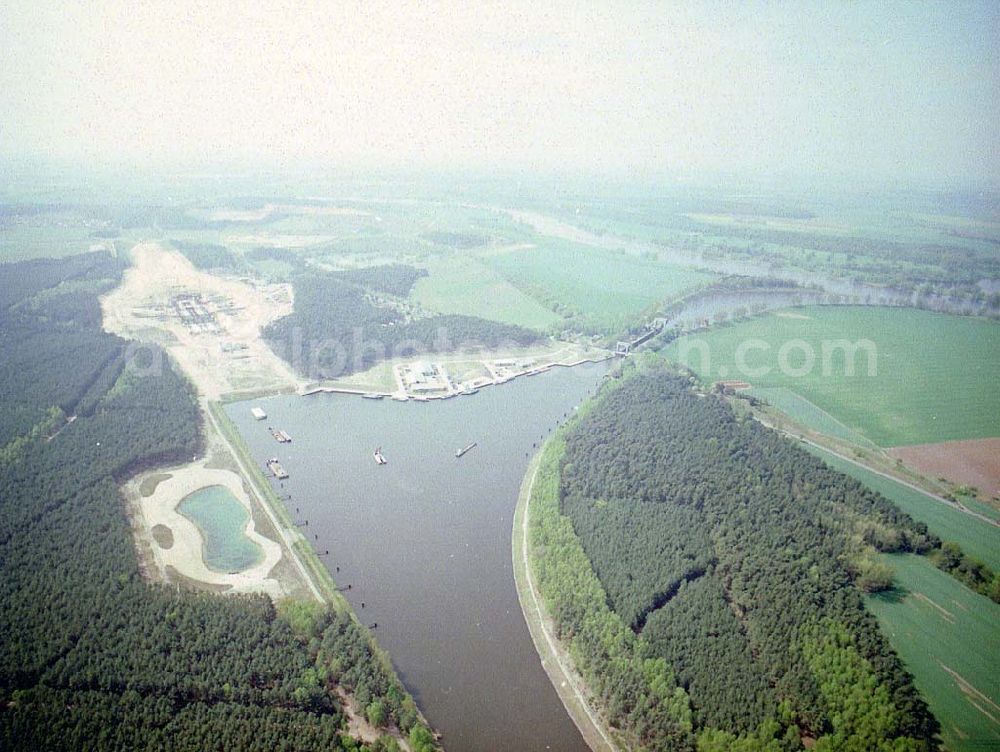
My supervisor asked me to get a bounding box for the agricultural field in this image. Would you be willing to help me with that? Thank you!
[749,386,878,448]
[0,224,115,262]
[867,554,1000,752]
[961,495,1000,524]
[481,238,712,332]
[665,306,1000,447]
[411,256,563,330]
[805,444,1000,570]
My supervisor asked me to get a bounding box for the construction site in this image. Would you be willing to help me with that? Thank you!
[101,243,304,400]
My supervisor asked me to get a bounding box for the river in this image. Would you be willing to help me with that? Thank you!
[225,361,612,752]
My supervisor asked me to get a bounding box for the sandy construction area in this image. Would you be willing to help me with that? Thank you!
[890,437,1000,499]
[101,242,303,399]
[127,461,285,597]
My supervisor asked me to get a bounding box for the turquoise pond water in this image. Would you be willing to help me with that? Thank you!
[177,485,263,573]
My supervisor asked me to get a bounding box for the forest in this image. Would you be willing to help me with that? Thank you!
[0,251,127,445]
[265,266,540,377]
[529,361,943,750]
[0,253,435,751]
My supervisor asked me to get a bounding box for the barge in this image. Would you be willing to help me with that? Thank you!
[266,458,288,479]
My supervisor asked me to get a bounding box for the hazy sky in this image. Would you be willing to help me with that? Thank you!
[2,1,998,184]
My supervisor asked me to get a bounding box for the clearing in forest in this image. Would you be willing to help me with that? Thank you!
[100,242,304,399]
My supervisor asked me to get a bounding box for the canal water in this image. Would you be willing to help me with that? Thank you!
[177,485,264,573]
[226,361,611,752]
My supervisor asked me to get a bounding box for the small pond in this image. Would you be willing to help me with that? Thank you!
[178,485,263,573]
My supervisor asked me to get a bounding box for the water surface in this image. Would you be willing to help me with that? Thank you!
[227,362,610,752]
[178,485,264,573]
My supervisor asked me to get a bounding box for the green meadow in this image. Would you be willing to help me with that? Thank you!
[0,225,110,262]
[411,257,564,331]
[665,306,1000,447]
[809,442,1000,750]
[867,554,1000,752]
[750,386,878,447]
[482,239,712,333]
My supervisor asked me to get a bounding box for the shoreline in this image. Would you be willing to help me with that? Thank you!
[206,400,345,607]
[512,447,620,752]
[127,460,283,596]
[301,344,615,402]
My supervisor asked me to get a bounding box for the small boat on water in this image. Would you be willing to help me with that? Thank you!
[266,458,289,479]
[455,442,477,458]
[362,393,384,400]
[374,446,387,465]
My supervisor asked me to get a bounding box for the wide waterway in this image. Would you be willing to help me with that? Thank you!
[226,361,612,752]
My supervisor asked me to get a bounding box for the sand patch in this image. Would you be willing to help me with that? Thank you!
[890,437,1000,499]
[128,460,285,598]
[101,242,303,399]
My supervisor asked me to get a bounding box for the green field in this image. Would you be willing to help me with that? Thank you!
[665,306,1000,447]
[0,225,112,262]
[482,239,712,332]
[961,495,1000,524]
[411,257,564,330]
[805,445,1000,570]
[750,386,878,447]
[867,554,1000,752]
[809,439,1000,750]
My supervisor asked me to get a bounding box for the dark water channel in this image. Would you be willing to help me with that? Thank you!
[226,361,611,752]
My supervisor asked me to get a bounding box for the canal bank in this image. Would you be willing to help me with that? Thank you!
[225,360,612,752]
[512,449,620,752]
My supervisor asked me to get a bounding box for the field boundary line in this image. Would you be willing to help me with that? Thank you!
[752,386,878,449]
[939,664,1000,722]
[764,420,1000,528]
